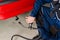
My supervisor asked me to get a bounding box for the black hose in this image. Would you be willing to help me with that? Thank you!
[11,22,39,40]
[11,34,32,40]
[11,34,42,40]
[11,21,42,40]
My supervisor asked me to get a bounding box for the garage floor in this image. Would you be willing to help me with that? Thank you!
[0,12,38,40]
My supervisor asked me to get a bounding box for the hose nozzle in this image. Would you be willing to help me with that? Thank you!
[28,23,33,30]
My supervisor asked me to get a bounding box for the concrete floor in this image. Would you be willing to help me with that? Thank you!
[0,12,38,40]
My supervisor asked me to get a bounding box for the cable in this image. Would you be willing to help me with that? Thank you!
[11,34,32,40]
[11,21,43,40]
[11,22,41,40]
[11,34,42,40]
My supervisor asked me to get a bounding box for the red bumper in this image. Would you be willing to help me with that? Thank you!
[0,0,35,20]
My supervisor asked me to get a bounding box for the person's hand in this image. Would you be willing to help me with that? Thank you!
[26,16,35,24]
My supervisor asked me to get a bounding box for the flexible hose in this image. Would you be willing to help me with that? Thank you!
[11,34,32,40]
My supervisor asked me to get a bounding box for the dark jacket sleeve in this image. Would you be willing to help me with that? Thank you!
[30,0,44,17]
[45,0,52,3]
[30,0,52,17]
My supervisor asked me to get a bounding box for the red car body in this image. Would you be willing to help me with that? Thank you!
[0,0,35,20]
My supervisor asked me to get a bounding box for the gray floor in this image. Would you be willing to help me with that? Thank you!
[0,12,38,40]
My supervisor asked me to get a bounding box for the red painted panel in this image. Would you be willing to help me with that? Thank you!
[0,0,3,2]
[0,0,35,20]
